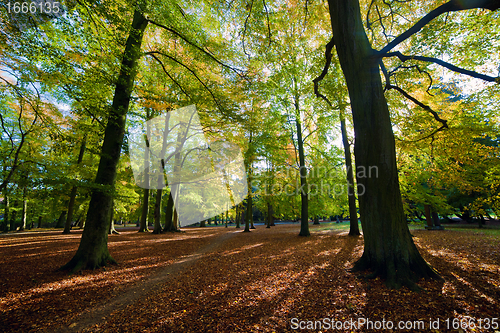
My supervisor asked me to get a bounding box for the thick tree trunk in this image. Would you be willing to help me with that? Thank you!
[424,204,433,228]
[55,210,67,229]
[244,197,251,232]
[266,202,273,228]
[235,205,241,228]
[340,112,360,236]
[328,0,440,289]
[64,137,86,234]
[60,9,148,272]
[163,191,174,231]
[153,189,163,234]
[296,116,309,236]
[139,188,150,232]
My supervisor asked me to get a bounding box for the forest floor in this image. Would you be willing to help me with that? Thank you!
[0,223,499,333]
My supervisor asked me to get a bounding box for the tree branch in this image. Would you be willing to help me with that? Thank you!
[145,51,223,111]
[146,52,191,98]
[312,36,335,108]
[377,0,500,56]
[146,18,247,80]
[386,84,448,129]
[383,51,499,83]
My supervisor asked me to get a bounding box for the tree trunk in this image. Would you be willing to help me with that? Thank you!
[2,193,9,232]
[18,187,27,231]
[235,205,241,228]
[56,210,67,229]
[153,189,163,234]
[139,188,150,232]
[266,202,273,228]
[296,115,309,236]
[424,204,433,228]
[60,9,148,272]
[38,215,42,228]
[163,191,174,231]
[328,0,440,289]
[9,203,17,231]
[64,137,86,234]
[313,216,320,225]
[340,111,360,236]
[244,197,251,232]
[200,219,206,227]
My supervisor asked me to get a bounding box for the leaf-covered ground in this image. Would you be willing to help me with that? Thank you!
[0,223,499,332]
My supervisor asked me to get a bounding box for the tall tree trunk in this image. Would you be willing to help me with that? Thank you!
[108,201,119,235]
[56,210,67,229]
[9,202,17,231]
[244,196,252,232]
[266,202,273,228]
[2,193,9,232]
[38,215,42,228]
[328,0,440,289]
[139,109,152,232]
[64,137,86,234]
[60,9,148,272]
[235,204,241,228]
[424,204,433,228]
[340,112,360,236]
[163,191,175,232]
[153,189,163,233]
[295,114,310,237]
[18,187,27,231]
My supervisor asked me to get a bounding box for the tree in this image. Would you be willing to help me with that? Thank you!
[61,8,149,271]
[325,0,500,288]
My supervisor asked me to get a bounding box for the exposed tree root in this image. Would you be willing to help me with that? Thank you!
[350,251,443,291]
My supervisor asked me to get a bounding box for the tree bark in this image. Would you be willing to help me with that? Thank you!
[64,137,86,234]
[55,210,67,229]
[60,9,148,272]
[163,191,174,231]
[2,193,9,232]
[266,202,273,228]
[153,189,163,233]
[295,115,310,236]
[328,0,441,289]
[340,112,360,236]
[18,187,27,231]
[424,204,433,228]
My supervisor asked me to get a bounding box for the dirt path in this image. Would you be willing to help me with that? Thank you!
[54,230,239,333]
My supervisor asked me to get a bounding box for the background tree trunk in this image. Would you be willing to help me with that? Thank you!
[64,137,86,234]
[18,187,27,231]
[2,193,9,232]
[340,111,360,236]
[60,9,148,272]
[296,116,309,236]
[163,191,174,231]
[328,0,440,289]
[153,189,163,233]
